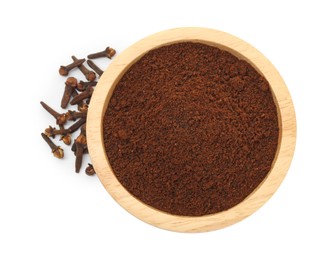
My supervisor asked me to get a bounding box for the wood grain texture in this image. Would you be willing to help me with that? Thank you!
[87,27,296,232]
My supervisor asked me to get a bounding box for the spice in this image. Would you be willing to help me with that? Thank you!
[87,47,116,59]
[61,77,78,109]
[60,135,71,146]
[59,58,85,76]
[76,80,97,92]
[85,163,96,176]
[41,133,64,159]
[74,124,87,173]
[59,125,71,145]
[66,110,87,121]
[41,46,114,173]
[45,117,86,138]
[71,89,88,112]
[103,42,279,216]
[70,86,94,105]
[87,60,104,76]
[66,118,86,133]
[40,101,68,125]
[77,102,89,112]
[71,141,88,155]
[44,125,68,138]
[72,56,96,82]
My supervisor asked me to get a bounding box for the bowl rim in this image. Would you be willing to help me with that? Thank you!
[87,27,296,232]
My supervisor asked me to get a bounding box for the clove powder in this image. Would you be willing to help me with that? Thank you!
[103,42,279,216]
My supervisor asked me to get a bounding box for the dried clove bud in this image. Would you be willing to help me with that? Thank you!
[59,125,71,145]
[70,86,94,105]
[76,81,97,92]
[78,103,89,112]
[45,118,86,138]
[75,124,87,173]
[87,47,116,59]
[71,89,89,112]
[72,56,96,82]
[85,163,96,176]
[60,134,71,145]
[59,58,85,76]
[40,101,69,125]
[66,77,78,87]
[41,133,64,159]
[45,125,68,138]
[66,110,87,121]
[71,141,88,155]
[61,77,78,109]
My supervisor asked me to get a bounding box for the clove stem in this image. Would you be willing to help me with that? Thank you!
[40,101,61,119]
[87,60,104,76]
[67,118,86,134]
[70,86,94,105]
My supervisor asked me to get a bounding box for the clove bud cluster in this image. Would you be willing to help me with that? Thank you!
[41,47,116,175]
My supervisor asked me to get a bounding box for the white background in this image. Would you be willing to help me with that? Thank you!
[1,0,333,259]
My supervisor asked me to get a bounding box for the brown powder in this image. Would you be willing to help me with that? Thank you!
[103,42,279,216]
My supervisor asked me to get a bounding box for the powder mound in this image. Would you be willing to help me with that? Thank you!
[103,42,279,216]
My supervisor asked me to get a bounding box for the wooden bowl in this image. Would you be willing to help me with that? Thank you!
[87,27,296,232]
